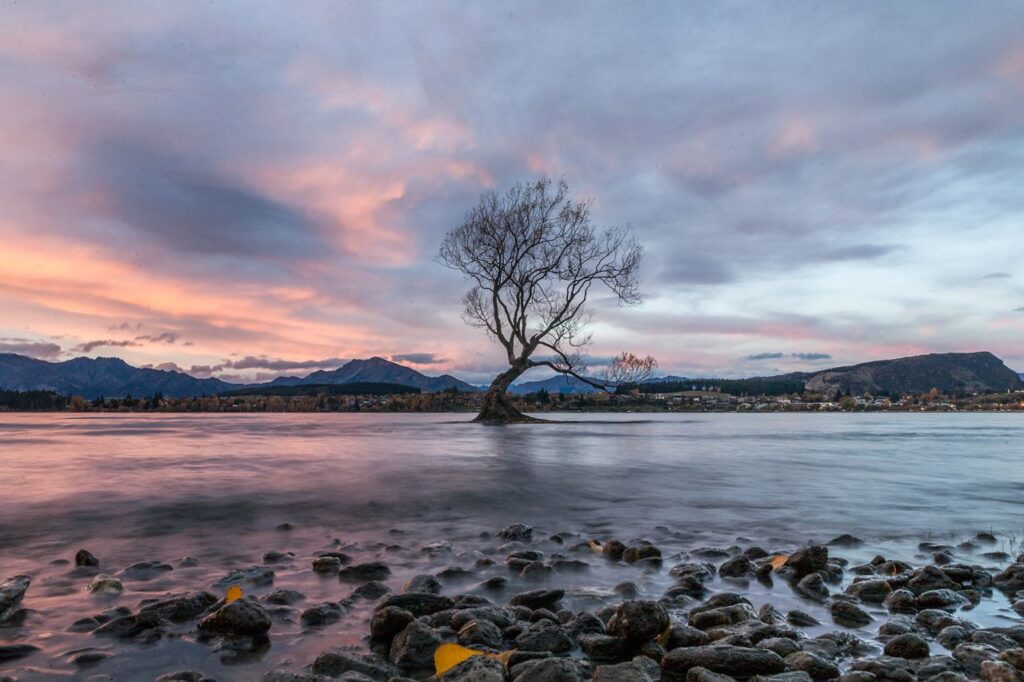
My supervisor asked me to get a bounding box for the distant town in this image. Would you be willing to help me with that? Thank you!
[3,384,1023,413]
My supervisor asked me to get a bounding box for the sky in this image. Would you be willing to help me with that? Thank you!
[1,1,1023,384]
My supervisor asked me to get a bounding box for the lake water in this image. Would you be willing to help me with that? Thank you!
[1,413,1022,679]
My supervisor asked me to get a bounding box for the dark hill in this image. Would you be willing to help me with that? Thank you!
[0,353,234,399]
[788,351,1023,396]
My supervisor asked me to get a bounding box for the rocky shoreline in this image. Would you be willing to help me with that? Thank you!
[2,524,1024,682]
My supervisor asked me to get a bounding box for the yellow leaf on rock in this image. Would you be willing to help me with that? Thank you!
[434,643,516,676]
[770,554,789,570]
[656,625,672,646]
[435,643,485,675]
[226,585,243,604]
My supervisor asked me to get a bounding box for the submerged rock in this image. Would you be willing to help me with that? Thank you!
[197,597,271,637]
[0,575,31,623]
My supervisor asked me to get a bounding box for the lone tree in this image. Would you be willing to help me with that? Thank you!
[439,178,656,423]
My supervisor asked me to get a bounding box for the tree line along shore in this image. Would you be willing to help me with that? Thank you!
[2,386,1023,414]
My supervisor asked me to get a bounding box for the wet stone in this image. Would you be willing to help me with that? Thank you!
[339,562,391,582]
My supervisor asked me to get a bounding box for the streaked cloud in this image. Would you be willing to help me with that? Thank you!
[0,2,1022,380]
[0,339,63,360]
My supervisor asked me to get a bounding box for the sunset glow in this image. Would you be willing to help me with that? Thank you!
[2,3,1023,383]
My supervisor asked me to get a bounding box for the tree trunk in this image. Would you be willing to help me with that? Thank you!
[474,361,543,424]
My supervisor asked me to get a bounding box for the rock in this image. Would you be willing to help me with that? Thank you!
[796,574,829,602]
[666,624,713,650]
[87,573,124,595]
[262,550,293,563]
[516,624,574,653]
[260,670,335,682]
[301,601,346,626]
[441,655,506,681]
[72,650,110,666]
[213,566,274,588]
[511,657,590,681]
[954,643,998,676]
[752,674,813,682]
[155,671,214,682]
[138,591,218,621]
[846,579,893,604]
[828,534,864,547]
[720,556,754,578]
[0,644,39,663]
[92,610,165,642]
[458,619,504,649]
[155,672,213,682]
[75,549,100,567]
[784,651,840,681]
[353,581,391,600]
[499,523,533,542]
[685,667,737,682]
[377,593,454,617]
[980,661,1023,682]
[0,575,31,623]
[594,660,657,681]
[787,611,820,627]
[197,597,271,637]
[884,633,930,659]
[403,574,442,594]
[938,626,971,650]
[312,651,398,679]
[884,589,918,613]
[511,589,565,611]
[848,657,915,682]
[390,620,443,673]
[999,648,1024,671]
[371,606,415,642]
[259,589,305,606]
[690,603,758,630]
[313,556,343,574]
[786,547,829,579]
[602,540,628,560]
[623,544,662,563]
[607,600,670,643]
[118,560,174,580]
[907,566,958,595]
[973,631,1020,652]
[339,562,391,581]
[918,589,969,610]
[758,637,800,658]
[830,600,872,628]
[994,565,1024,593]
[661,645,786,681]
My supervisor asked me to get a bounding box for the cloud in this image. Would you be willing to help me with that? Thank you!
[73,339,141,353]
[391,353,446,365]
[820,244,902,262]
[134,332,180,344]
[747,352,832,362]
[0,339,63,360]
[980,272,1012,280]
[1014,307,1024,313]
[747,352,785,360]
[227,356,347,371]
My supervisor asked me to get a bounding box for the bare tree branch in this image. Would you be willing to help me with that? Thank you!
[438,177,653,422]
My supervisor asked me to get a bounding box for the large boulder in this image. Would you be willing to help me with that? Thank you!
[607,600,670,644]
[389,620,443,674]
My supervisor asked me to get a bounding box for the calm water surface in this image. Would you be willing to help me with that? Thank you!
[0,413,1022,679]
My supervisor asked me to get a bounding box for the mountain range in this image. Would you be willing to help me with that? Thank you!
[0,353,233,399]
[0,351,1020,400]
